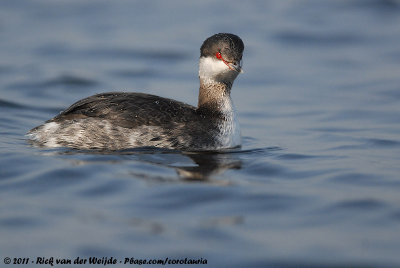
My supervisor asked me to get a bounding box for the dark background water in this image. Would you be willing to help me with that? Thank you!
[1,0,400,267]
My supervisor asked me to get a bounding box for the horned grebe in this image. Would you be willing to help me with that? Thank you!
[27,33,244,151]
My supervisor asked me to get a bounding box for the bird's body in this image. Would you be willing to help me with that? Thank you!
[27,33,244,151]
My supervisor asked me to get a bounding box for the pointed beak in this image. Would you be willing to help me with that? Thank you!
[228,62,243,73]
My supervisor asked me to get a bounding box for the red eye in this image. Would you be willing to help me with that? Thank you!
[216,52,222,59]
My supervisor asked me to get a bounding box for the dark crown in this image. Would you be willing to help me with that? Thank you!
[200,33,244,62]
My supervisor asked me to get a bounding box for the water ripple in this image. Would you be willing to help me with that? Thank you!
[330,173,400,187]
[42,75,98,87]
[273,30,365,47]
[0,98,26,109]
[329,198,387,211]
[35,45,188,62]
[0,216,42,229]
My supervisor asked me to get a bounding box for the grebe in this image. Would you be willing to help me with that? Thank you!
[27,33,244,151]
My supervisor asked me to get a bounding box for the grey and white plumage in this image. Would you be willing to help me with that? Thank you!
[27,33,244,151]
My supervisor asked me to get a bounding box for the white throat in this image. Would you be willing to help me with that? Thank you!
[198,56,238,84]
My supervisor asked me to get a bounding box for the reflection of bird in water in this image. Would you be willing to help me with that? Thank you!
[47,147,242,182]
[125,146,281,182]
[125,150,242,183]
[176,152,241,181]
[42,145,280,183]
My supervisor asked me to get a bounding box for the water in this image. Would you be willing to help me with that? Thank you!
[1,0,400,267]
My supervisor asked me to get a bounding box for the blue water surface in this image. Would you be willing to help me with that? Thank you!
[1,0,400,267]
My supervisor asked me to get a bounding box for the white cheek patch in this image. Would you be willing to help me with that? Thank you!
[199,57,229,80]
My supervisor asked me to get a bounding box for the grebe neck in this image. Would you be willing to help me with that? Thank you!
[197,79,234,118]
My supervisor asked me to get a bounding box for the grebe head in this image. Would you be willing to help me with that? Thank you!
[199,33,244,85]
